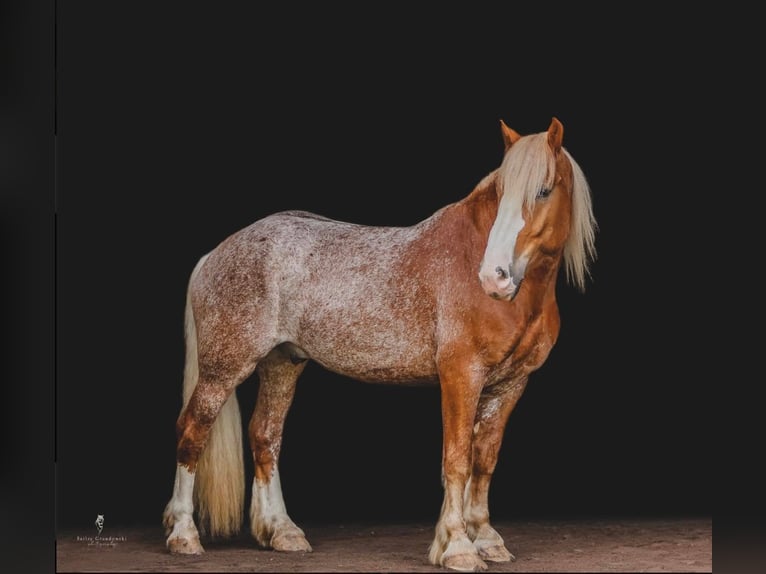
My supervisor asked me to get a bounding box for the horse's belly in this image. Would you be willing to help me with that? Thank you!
[296,326,438,385]
[286,265,439,384]
[320,359,439,385]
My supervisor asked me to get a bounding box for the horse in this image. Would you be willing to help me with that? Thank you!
[162,117,597,571]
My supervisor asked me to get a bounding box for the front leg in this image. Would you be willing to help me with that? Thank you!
[429,358,487,572]
[464,379,528,563]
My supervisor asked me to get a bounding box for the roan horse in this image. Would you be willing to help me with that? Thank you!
[163,117,597,571]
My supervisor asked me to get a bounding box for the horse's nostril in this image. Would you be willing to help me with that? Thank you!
[490,292,500,299]
[495,266,508,279]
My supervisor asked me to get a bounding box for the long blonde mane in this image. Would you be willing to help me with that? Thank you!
[498,132,597,291]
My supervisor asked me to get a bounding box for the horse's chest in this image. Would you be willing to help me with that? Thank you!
[483,315,557,384]
[495,336,552,382]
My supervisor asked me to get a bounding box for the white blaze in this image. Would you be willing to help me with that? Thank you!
[479,192,527,296]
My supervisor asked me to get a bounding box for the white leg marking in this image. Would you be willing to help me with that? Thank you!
[472,524,514,563]
[429,483,488,572]
[250,468,312,552]
[164,465,205,554]
[463,476,514,563]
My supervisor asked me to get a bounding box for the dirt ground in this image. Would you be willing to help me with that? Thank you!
[57,516,711,572]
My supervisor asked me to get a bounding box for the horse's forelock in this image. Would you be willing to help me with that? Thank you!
[498,133,555,211]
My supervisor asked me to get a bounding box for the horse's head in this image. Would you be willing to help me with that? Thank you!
[478,117,596,301]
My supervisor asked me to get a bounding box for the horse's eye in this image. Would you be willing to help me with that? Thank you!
[537,187,552,200]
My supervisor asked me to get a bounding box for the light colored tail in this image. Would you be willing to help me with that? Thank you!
[181,254,245,538]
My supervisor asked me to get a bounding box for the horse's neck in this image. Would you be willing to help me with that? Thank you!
[459,183,501,240]
[444,180,502,259]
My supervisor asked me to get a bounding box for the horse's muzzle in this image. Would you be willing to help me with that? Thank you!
[478,259,527,301]
[479,269,520,300]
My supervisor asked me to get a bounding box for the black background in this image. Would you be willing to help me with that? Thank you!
[54,5,714,530]
[6,5,731,569]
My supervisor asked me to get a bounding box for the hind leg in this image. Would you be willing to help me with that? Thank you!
[164,376,239,553]
[249,346,311,552]
[164,253,283,553]
[464,380,527,563]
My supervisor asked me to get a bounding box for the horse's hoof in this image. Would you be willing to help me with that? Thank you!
[167,535,205,555]
[442,552,488,572]
[476,543,515,563]
[272,530,312,552]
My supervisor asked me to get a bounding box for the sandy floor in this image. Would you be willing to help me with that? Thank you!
[56,516,711,572]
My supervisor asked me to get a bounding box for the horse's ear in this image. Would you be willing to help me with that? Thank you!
[500,119,522,152]
[547,117,564,152]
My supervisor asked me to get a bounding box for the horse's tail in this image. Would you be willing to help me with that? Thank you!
[181,254,245,538]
